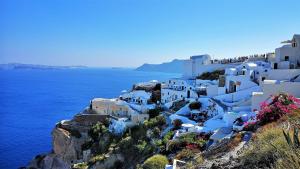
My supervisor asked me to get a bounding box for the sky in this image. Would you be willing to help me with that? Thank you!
[0,0,300,67]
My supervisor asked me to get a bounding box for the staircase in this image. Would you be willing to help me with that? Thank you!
[211,98,228,112]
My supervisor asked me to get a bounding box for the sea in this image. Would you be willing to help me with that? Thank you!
[0,68,180,169]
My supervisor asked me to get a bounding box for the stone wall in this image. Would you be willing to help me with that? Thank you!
[73,114,108,126]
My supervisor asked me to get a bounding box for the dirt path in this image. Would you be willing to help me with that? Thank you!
[197,141,246,169]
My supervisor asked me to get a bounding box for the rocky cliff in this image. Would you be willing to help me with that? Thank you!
[26,113,107,169]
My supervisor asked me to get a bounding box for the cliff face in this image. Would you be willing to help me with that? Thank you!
[52,127,86,164]
[27,125,85,169]
[27,114,102,169]
[27,154,71,169]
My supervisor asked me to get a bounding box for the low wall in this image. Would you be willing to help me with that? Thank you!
[73,114,109,126]
[267,69,300,80]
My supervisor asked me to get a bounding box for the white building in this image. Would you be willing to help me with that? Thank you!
[251,79,300,111]
[120,90,151,105]
[91,98,149,125]
[183,54,239,79]
[271,34,300,69]
[183,54,212,78]
[161,78,198,103]
[251,34,300,111]
[206,62,268,97]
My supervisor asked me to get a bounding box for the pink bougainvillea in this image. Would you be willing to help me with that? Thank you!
[257,93,300,124]
[186,143,198,150]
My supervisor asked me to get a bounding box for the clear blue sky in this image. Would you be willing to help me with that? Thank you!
[0,0,299,67]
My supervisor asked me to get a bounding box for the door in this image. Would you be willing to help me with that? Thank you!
[274,63,278,69]
[187,90,190,98]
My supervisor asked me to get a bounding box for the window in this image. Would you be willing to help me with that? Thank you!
[285,56,289,61]
[292,42,297,47]
[262,77,266,81]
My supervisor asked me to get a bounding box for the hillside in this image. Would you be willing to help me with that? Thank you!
[25,92,300,169]
[135,59,185,73]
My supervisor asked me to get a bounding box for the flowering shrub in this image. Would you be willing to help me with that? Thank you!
[186,143,198,150]
[257,93,300,124]
[243,121,257,131]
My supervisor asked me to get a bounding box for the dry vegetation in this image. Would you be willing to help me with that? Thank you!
[240,109,300,169]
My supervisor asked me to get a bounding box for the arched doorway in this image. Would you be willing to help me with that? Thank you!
[274,63,278,69]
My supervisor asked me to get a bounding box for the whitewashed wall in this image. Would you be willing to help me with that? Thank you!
[251,82,300,111]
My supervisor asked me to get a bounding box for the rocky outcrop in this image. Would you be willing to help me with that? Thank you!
[27,119,92,169]
[27,154,70,169]
[90,153,124,169]
[52,127,85,164]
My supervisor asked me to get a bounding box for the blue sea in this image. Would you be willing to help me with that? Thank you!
[0,68,179,169]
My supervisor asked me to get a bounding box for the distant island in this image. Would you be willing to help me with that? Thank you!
[135,59,185,73]
[0,63,88,70]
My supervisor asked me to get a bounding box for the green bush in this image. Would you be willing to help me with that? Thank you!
[88,154,106,166]
[196,69,225,80]
[148,107,163,118]
[88,122,108,141]
[175,148,194,160]
[163,131,174,144]
[152,127,161,138]
[178,133,196,144]
[73,162,88,169]
[119,136,134,153]
[167,140,183,152]
[142,154,169,169]
[144,115,166,129]
[131,124,147,141]
[167,133,206,152]
[136,140,147,153]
